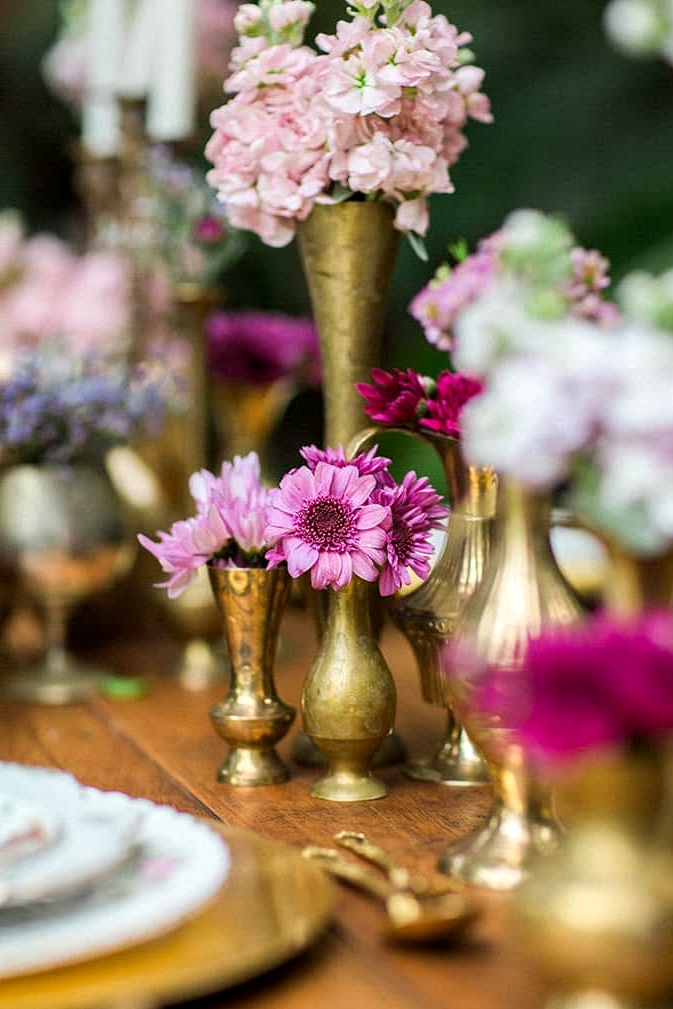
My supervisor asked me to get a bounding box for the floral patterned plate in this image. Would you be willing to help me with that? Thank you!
[0,764,230,976]
[0,794,61,871]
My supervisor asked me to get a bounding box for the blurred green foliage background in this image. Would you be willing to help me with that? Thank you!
[1,0,672,479]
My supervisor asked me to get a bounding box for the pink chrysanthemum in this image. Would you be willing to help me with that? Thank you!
[138,506,230,599]
[299,443,394,486]
[264,460,390,590]
[419,370,483,437]
[189,452,271,558]
[356,367,431,426]
[373,470,448,596]
[138,451,273,596]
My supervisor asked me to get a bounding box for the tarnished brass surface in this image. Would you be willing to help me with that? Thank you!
[0,826,336,1009]
[302,846,479,944]
[209,566,295,786]
[393,434,496,786]
[301,577,397,802]
[297,201,399,450]
[0,464,133,703]
[513,750,673,1009]
[440,479,583,889]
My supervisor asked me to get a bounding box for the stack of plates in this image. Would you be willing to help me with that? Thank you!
[0,762,230,978]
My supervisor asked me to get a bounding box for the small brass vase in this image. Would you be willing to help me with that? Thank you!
[512,747,673,1009]
[439,479,584,889]
[390,433,496,785]
[302,576,397,802]
[208,565,295,786]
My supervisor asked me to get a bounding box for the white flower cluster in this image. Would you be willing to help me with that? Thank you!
[603,0,673,63]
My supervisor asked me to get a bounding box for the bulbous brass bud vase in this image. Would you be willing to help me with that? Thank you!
[209,565,295,786]
[301,576,397,802]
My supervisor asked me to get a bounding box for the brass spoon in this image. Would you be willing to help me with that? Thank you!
[333,830,459,897]
[302,846,480,944]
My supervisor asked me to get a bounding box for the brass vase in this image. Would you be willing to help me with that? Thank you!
[439,479,584,889]
[209,565,295,786]
[295,201,403,775]
[302,576,397,801]
[147,283,224,689]
[390,433,496,785]
[512,747,673,1009]
[210,376,296,483]
[0,463,134,704]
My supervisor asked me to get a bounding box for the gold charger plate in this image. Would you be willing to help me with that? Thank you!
[0,826,336,1009]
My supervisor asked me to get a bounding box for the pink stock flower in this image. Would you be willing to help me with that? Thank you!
[205,0,491,246]
[409,241,498,351]
[419,370,483,437]
[264,461,390,589]
[356,367,430,426]
[373,470,448,595]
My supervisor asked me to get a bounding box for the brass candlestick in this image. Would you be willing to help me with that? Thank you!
[209,565,295,786]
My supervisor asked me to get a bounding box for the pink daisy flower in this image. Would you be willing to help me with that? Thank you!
[299,443,395,486]
[356,367,431,427]
[419,370,483,437]
[264,460,390,590]
[373,471,448,596]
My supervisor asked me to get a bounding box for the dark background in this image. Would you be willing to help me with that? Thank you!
[2,0,673,408]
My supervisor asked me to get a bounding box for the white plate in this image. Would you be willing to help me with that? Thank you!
[0,763,230,977]
[0,794,61,871]
[0,768,139,909]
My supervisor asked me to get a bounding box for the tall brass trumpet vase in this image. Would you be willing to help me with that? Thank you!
[390,433,496,785]
[302,576,397,802]
[439,479,583,889]
[296,201,403,775]
[208,565,295,786]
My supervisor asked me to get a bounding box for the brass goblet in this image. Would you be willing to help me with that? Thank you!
[0,464,134,704]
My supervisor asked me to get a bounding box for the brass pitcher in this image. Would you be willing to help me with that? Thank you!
[301,576,397,802]
[390,432,496,785]
[209,565,295,786]
[439,479,584,889]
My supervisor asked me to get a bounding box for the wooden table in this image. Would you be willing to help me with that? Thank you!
[0,599,547,1009]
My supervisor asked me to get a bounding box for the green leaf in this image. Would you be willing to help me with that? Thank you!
[330,183,355,204]
[407,231,429,262]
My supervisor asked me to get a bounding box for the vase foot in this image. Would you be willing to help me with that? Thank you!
[292,728,405,768]
[405,734,490,786]
[311,769,388,802]
[2,662,101,705]
[438,804,560,890]
[217,746,290,787]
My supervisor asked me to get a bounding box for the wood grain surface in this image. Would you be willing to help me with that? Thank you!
[0,601,548,1009]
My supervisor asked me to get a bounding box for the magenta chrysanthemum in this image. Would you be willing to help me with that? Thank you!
[372,470,448,596]
[299,443,394,486]
[419,370,483,437]
[356,367,431,426]
[264,460,390,590]
[490,610,673,765]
